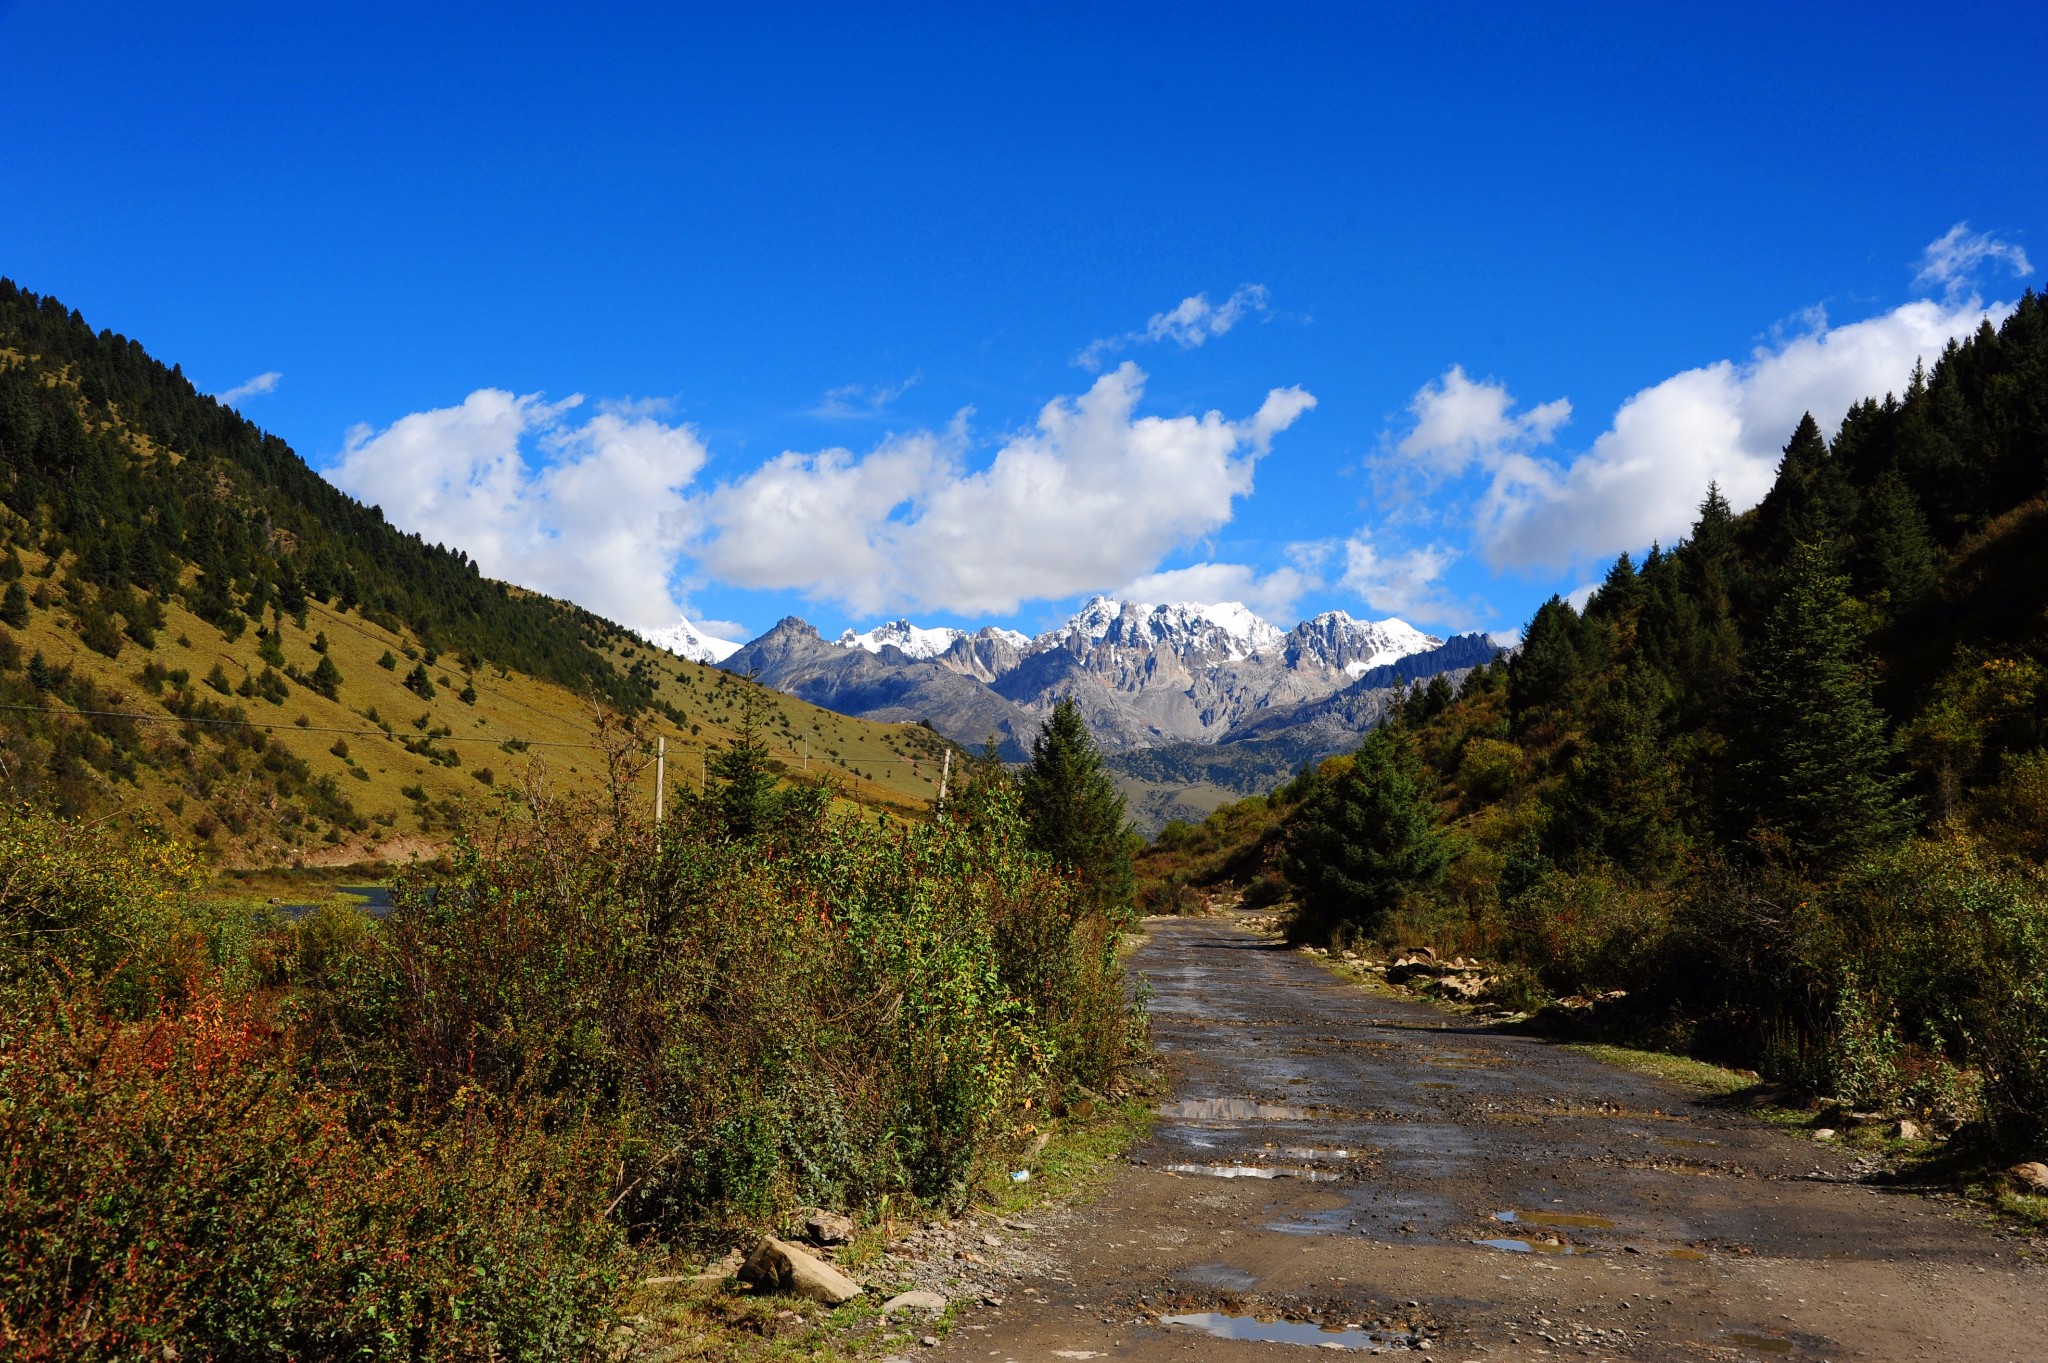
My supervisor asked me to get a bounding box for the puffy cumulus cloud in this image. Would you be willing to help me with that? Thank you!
[1338,534,1457,619]
[1397,364,1571,476]
[1077,285,1271,370]
[1914,222,2032,301]
[1397,294,2011,573]
[700,363,1316,616]
[325,389,709,632]
[1119,560,1317,623]
[217,371,281,404]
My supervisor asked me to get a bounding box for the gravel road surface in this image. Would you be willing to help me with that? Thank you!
[930,915,2042,1362]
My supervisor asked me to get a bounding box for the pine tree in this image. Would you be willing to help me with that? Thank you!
[1510,595,1591,716]
[1674,483,1743,721]
[1854,469,1939,614]
[1019,697,1134,918]
[1549,662,1681,875]
[403,662,436,699]
[710,685,779,838]
[1735,542,1911,868]
[1281,726,1453,942]
[1584,551,1642,621]
[0,580,26,628]
[308,653,344,699]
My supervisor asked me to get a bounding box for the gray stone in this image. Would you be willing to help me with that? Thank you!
[738,1236,863,1305]
[882,1289,950,1318]
[805,1210,856,1245]
[1892,1118,1924,1141]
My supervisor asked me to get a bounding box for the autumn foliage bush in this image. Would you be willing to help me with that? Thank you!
[0,760,1136,1358]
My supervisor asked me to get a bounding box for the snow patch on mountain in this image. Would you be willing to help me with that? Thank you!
[1037,596,1288,661]
[1288,610,1441,677]
[819,598,1441,682]
[837,619,972,660]
[643,615,742,663]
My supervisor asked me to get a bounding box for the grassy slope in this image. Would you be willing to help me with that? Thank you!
[5,544,956,868]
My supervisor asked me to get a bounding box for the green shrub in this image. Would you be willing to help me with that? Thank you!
[1502,865,1671,998]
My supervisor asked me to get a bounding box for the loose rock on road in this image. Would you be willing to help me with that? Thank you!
[931,915,2041,1362]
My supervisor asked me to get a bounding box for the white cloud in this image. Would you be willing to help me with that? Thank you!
[1077,285,1271,370]
[325,389,710,632]
[1338,534,1457,619]
[1397,364,1571,476]
[811,372,921,419]
[700,363,1315,616]
[1395,290,2010,573]
[1564,582,1600,612]
[217,371,281,404]
[1120,561,1317,623]
[1914,222,2032,301]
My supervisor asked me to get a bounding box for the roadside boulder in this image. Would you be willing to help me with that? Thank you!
[882,1289,949,1318]
[805,1210,855,1245]
[2007,1161,2048,1195]
[738,1236,863,1305]
[1434,973,1490,1001]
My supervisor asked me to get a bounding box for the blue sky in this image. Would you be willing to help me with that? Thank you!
[2,2,2041,645]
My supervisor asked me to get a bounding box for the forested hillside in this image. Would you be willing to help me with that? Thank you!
[0,281,955,858]
[1146,291,2048,1147]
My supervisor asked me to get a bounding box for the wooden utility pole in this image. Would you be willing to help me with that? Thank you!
[654,736,666,825]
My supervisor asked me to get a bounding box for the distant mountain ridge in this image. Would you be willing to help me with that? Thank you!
[710,595,1505,814]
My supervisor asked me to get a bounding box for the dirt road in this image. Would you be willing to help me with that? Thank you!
[933,916,2042,1362]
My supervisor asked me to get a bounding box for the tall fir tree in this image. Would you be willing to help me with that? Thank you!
[709,683,779,838]
[1853,468,1939,615]
[1734,541,1911,868]
[1281,726,1454,942]
[1019,697,1134,919]
[1510,595,1591,718]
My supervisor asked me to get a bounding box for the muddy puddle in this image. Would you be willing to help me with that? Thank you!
[1473,1236,1589,1255]
[1160,1311,1415,1351]
[1164,1163,1341,1181]
[1726,1331,1793,1353]
[1495,1209,1615,1229]
[1159,1098,1321,1121]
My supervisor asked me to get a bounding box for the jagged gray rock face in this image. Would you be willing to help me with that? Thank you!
[721,600,1507,820]
[933,627,1026,684]
[722,618,1041,759]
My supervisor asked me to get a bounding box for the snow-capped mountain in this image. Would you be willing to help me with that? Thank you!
[1286,610,1441,678]
[752,596,1458,751]
[1034,596,1288,663]
[721,595,1503,833]
[642,615,742,664]
[836,618,1031,660]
